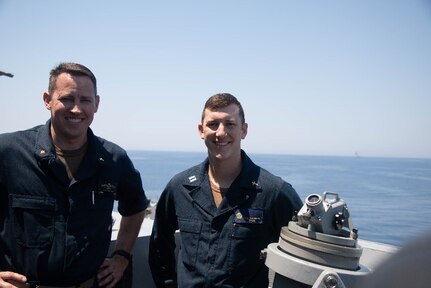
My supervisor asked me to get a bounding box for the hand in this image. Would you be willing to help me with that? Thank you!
[0,271,27,288]
[96,256,128,288]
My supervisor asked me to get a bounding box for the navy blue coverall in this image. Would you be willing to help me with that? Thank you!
[0,121,149,286]
[149,151,302,287]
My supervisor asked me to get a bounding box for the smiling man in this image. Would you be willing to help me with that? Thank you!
[149,93,303,287]
[44,69,100,150]
[0,63,149,288]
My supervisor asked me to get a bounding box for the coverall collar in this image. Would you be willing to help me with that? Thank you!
[184,150,263,217]
[33,120,111,182]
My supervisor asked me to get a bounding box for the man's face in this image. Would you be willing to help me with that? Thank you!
[43,73,99,147]
[198,104,247,161]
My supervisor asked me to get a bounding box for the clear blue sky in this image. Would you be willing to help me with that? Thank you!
[1,0,430,158]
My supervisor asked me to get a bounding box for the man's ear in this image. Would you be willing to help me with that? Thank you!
[95,95,100,113]
[241,123,248,139]
[43,92,51,110]
[198,124,204,139]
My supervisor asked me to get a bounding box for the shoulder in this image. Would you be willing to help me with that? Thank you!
[0,125,43,152]
[92,135,127,155]
[255,167,295,197]
[169,162,204,186]
[0,125,42,140]
[242,152,287,189]
[88,132,131,164]
[86,132,141,174]
[244,155,301,204]
[243,152,292,185]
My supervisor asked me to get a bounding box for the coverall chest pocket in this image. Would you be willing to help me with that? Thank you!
[10,194,56,248]
[178,219,202,270]
[229,224,264,273]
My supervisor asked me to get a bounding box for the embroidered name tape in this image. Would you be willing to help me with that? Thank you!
[233,208,264,224]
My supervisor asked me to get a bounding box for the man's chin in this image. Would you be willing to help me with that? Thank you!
[213,152,229,161]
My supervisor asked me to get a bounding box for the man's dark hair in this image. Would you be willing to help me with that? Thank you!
[201,93,245,124]
[48,62,97,95]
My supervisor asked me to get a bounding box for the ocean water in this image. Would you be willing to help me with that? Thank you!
[128,150,431,247]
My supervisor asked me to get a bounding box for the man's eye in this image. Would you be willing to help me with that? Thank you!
[224,123,236,130]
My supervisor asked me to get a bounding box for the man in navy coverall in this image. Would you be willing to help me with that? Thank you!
[149,93,302,287]
[0,63,149,288]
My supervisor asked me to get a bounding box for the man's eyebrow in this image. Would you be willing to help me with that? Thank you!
[58,94,73,98]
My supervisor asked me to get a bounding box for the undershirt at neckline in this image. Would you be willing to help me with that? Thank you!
[55,143,88,180]
[209,177,229,208]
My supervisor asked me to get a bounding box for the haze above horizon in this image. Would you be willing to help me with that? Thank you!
[1,1,430,159]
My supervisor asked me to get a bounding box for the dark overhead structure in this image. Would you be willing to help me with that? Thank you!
[0,71,14,78]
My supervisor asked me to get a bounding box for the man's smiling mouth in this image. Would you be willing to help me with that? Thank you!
[66,117,83,123]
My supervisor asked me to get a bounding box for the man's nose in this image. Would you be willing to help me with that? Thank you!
[70,102,82,113]
[216,123,227,137]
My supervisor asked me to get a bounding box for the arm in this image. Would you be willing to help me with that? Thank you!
[148,187,178,287]
[96,151,148,287]
[115,210,146,252]
[272,181,303,234]
[97,211,145,288]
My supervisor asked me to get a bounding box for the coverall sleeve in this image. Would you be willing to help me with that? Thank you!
[148,184,179,287]
[273,181,303,233]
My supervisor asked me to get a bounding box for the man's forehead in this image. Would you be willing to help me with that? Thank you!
[203,107,240,121]
[206,104,239,114]
[54,73,96,94]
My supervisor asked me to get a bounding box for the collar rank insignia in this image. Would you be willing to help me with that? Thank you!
[189,175,197,183]
[252,181,261,189]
